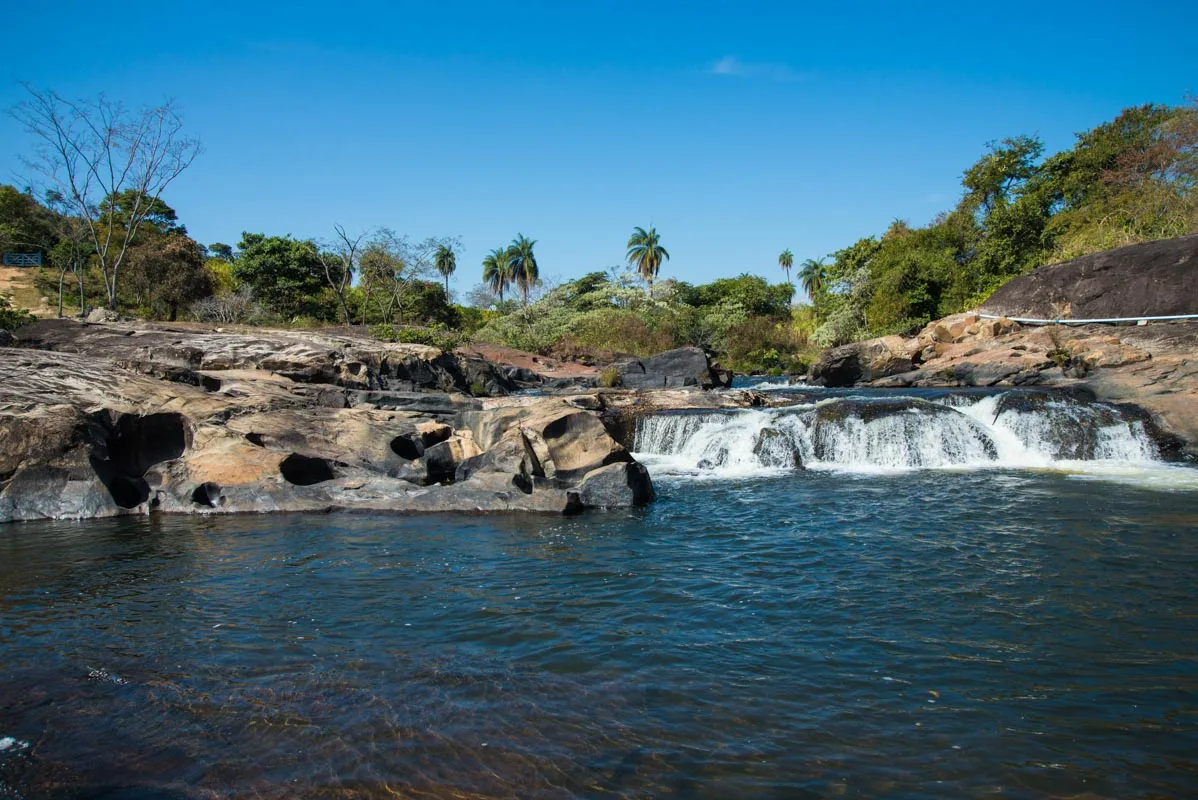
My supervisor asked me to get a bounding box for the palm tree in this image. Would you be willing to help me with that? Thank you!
[481,247,511,304]
[507,233,539,307]
[778,249,794,284]
[626,225,669,297]
[799,257,827,299]
[434,243,456,299]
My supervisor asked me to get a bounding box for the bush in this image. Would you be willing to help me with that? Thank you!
[0,296,34,331]
[190,287,266,325]
[722,316,811,373]
[568,308,675,357]
[598,366,623,388]
[370,323,466,352]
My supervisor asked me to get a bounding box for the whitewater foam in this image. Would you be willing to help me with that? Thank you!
[633,391,1195,489]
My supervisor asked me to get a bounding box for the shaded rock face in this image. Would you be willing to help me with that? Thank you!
[981,234,1198,320]
[0,407,191,519]
[0,328,659,523]
[616,346,731,390]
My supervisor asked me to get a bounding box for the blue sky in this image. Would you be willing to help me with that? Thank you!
[2,1,1195,301]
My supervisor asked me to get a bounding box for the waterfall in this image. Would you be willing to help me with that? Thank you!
[634,392,1165,476]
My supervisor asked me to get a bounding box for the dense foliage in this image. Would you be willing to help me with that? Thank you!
[2,96,1193,370]
[806,102,1198,345]
[472,269,805,372]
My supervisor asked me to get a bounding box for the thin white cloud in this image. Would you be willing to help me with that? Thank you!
[709,56,810,83]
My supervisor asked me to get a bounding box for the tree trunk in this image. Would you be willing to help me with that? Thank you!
[76,264,86,316]
[57,269,66,318]
[360,285,372,325]
[106,268,119,311]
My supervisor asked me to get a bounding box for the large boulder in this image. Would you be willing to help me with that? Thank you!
[980,234,1198,320]
[810,335,914,387]
[616,346,730,390]
[577,462,655,508]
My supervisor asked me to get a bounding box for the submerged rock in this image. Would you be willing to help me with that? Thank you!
[751,427,802,469]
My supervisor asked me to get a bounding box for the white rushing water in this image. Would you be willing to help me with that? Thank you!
[633,392,1198,488]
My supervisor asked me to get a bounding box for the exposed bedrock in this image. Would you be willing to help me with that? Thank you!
[11,318,518,396]
[0,332,670,522]
[979,234,1198,320]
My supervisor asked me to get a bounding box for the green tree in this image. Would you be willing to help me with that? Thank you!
[232,233,325,320]
[434,243,457,298]
[626,225,669,296]
[0,184,58,256]
[778,249,794,284]
[507,234,539,307]
[208,242,235,262]
[481,247,511,302]
[124,232,213,321]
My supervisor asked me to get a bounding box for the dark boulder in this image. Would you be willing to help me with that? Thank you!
[810,336,913,387]
[809,344,863,387]
[616,346,730,390]
[576,461,655,508]
[980,234,1198,320]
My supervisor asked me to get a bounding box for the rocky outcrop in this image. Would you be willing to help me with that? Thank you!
[615,346,732,390]
[809,310,1198,457]
[12,319,516,396]
[980,234,1198,320]
[0,326,662,523]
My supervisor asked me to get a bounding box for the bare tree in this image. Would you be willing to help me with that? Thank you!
[318,224,365,327]
[11,86,201,310]
[364,230,458,324]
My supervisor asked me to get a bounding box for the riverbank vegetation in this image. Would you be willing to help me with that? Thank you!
[2,91,1195,369]
[804,101,1198,346]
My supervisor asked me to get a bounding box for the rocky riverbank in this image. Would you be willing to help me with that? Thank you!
[809,236,1198,456]
[0,320,750,524]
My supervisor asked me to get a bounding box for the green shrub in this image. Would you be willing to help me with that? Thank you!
[369,323,465,352]
[0,297,34,332]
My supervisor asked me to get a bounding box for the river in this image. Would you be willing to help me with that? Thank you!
[1,388,1197,798]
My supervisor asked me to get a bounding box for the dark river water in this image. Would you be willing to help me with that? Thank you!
[2,468,1198,799]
